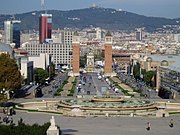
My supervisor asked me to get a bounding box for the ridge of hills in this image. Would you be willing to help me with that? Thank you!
[0,7,179,31]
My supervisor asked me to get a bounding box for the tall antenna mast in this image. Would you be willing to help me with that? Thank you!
[41,0,45,12]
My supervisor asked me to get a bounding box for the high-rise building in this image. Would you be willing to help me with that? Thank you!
[12,20,21,48]
[61,29,73,45]
[136,29,142,41]
[39,14,52,43]
[4,21,13,44]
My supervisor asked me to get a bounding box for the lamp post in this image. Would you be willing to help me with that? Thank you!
[0,88,5,100]
[59,79,61,86]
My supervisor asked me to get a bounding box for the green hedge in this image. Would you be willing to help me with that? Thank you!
[109,77,132,96]
[54,78,69,96]
[68,78,77,96]
[0,122,52,135]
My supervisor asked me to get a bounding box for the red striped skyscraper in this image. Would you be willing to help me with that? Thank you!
[39,14,52,43]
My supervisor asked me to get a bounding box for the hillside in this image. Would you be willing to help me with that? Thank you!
[0,7,179,31]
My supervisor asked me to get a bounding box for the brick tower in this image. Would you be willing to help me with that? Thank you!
[72,32,80,76]
[104,31,112,76]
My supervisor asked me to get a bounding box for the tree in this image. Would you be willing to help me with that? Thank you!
[94,51,104,61]
[133,64,140,80]
[0,53,21,92]
[143,70,156,87]
[34,68,48,85]
[80,54,87,68]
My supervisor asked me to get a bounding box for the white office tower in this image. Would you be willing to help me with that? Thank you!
[96,27,102,40]
[4,21,13,44]
[174,34,180,43]
[61,30,73,45]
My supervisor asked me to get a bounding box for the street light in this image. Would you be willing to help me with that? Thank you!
[148,89,151,98]
[0,88,5,100]
[59,79,61,86]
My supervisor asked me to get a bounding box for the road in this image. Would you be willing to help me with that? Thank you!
[117,72,160,99]
[0,111,180,135]
[76,72,123,96]
[42,72,68,98]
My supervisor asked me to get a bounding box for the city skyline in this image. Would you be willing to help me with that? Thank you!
[0,0,179,18]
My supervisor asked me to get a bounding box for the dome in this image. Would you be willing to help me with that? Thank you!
[161,60,168,66]
[146,57,152,62]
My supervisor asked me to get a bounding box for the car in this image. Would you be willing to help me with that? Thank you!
[98,76,102,80]
[115,88,119,92]
[60,70,65,73]
[79,81,82,84]
[45,81,49,86]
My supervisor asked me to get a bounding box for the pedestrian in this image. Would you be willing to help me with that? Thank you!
[169,119,174,128]
[3,108,5,114]
[146,122,151,131]
[10,118,13,125]
[18,117,23,125]
[6,115,9,124]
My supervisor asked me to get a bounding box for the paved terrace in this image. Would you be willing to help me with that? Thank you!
[0,111,180,135]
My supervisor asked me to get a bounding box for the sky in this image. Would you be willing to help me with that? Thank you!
[0,0,180,18]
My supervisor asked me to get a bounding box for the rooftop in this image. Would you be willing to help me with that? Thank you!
[148,54,180,72]
[0,42,13,54]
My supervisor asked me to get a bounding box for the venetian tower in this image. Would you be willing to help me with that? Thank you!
[72,32,80,76]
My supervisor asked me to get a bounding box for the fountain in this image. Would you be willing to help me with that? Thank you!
[15,92,157,117]
[57,96,157,117]
[14,95,180,117]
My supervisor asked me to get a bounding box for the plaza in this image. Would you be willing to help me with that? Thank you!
[0,111,180,135]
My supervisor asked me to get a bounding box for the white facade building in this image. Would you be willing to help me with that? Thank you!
[95,27,103,40]
[23,41,69,68]
[52,33,62,43]
[22,30,74,68]
[4,21,13,44]
[20,61,34,83]
[29,53,52,70]
[174,34,180,43]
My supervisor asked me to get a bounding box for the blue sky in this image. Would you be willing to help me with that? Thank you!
[0,0,180,18]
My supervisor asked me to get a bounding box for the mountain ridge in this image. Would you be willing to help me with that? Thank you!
[0,7,179,31]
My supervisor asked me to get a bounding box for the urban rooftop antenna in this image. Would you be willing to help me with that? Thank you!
[41,0,46,13]
[41,0,45,8]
